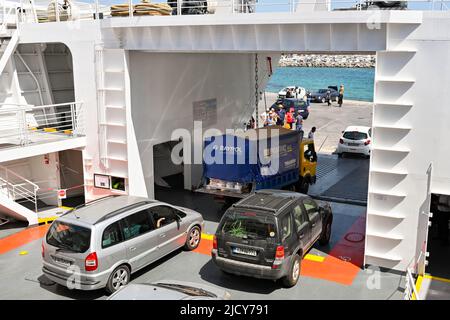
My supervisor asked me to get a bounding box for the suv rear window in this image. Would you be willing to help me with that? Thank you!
[343,131,368,140]
[46,221,91,253]
[220,211,277,240]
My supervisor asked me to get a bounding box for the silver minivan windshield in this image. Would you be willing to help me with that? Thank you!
[46,221,91,253]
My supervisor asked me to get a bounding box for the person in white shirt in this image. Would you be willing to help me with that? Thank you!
[308,127,316,139]
[260,109,269,126]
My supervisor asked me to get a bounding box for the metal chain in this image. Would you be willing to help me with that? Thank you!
[255,53,259,128]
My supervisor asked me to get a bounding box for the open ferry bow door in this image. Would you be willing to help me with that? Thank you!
[58,150,85,207]
[415,163,433,276]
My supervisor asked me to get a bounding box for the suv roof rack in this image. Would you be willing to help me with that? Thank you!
[232,203,278,213]
[61,195,119,217]
[94,200,154,224]
[253,190,298,199]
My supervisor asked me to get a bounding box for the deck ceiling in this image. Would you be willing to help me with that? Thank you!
[100,11,422,52]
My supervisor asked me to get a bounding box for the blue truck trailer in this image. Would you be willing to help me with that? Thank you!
[196,126,317,201]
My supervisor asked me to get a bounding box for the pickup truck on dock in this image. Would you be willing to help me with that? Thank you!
[196,126,317,203]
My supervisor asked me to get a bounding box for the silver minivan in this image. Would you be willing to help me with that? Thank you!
[42,195,204,293]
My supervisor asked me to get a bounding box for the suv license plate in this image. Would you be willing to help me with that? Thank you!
[232,247,257,256]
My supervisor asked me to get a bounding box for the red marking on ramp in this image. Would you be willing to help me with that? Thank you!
[0,225,49,255]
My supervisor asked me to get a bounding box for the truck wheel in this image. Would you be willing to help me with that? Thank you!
[282,254,301,288]
[319,220,332,245]
[298,179,309,194]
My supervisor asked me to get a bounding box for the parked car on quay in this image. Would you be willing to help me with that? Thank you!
[336,125,372,158]
[107,280,231,300]
[272,98,311,119]
[308,87,339,103]
[42,195,204,294]
[211,190,333,287]
[278,86,306,99]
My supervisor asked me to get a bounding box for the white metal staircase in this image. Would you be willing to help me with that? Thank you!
[0,164,39,225]
[91,47,129,190]
[0,4,19,78]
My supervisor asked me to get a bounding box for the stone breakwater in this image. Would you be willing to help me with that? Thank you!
[279,54,375,68]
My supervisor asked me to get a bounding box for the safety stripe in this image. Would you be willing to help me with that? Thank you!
[37,206,73,224]
[37,217,57,225]
[201,233,214,241]
[412,275,423,300]
[305,254,325,262]
[424,274,450,284]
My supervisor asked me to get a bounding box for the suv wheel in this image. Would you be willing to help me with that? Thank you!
[282,254,301,288]
[184,226,201,251]
[106,265,130,294]
[319,220,332,245]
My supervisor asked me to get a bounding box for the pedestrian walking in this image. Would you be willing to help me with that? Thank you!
[308,126,316,139]
[296,111,304,132]
[326,90,331,106]
[285,108,295,129]
[278,105,286,123]
[260,109,269,126]
[270,112,278,126]
[246,117,255,130]
[338,84,344,107]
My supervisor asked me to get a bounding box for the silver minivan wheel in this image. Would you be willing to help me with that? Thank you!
[112,269,128,290]
[106,265,130,294]
[184,226,201,251]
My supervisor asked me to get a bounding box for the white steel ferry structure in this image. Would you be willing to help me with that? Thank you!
[0,0,449,283]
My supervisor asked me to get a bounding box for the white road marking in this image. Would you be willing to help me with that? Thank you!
[317,119,339,131]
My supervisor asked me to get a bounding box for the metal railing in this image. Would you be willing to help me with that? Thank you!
[0,163,39,212]
[404,267,421,300]
[0,4,16,35]
[0,101,85,146]
[101,0,450,15]
[1,0,448,26]
[403,251,424,300]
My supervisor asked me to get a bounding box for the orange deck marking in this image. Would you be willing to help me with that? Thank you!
[0,225,49,255]
[194,237,214,255]
[305,215,366,286]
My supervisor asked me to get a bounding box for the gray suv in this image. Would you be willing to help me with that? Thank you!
[212,190,332,287]
[42,195,204,293]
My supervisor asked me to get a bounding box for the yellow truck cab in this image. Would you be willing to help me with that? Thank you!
[297,138,317,194]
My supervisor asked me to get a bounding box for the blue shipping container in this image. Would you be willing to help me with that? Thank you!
[203,127,300,190]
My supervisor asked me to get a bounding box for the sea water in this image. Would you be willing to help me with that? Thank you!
[266,67,375,102]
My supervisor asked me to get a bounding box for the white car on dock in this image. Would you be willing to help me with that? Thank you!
[336,126,372,158]
[278,86,306,99]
